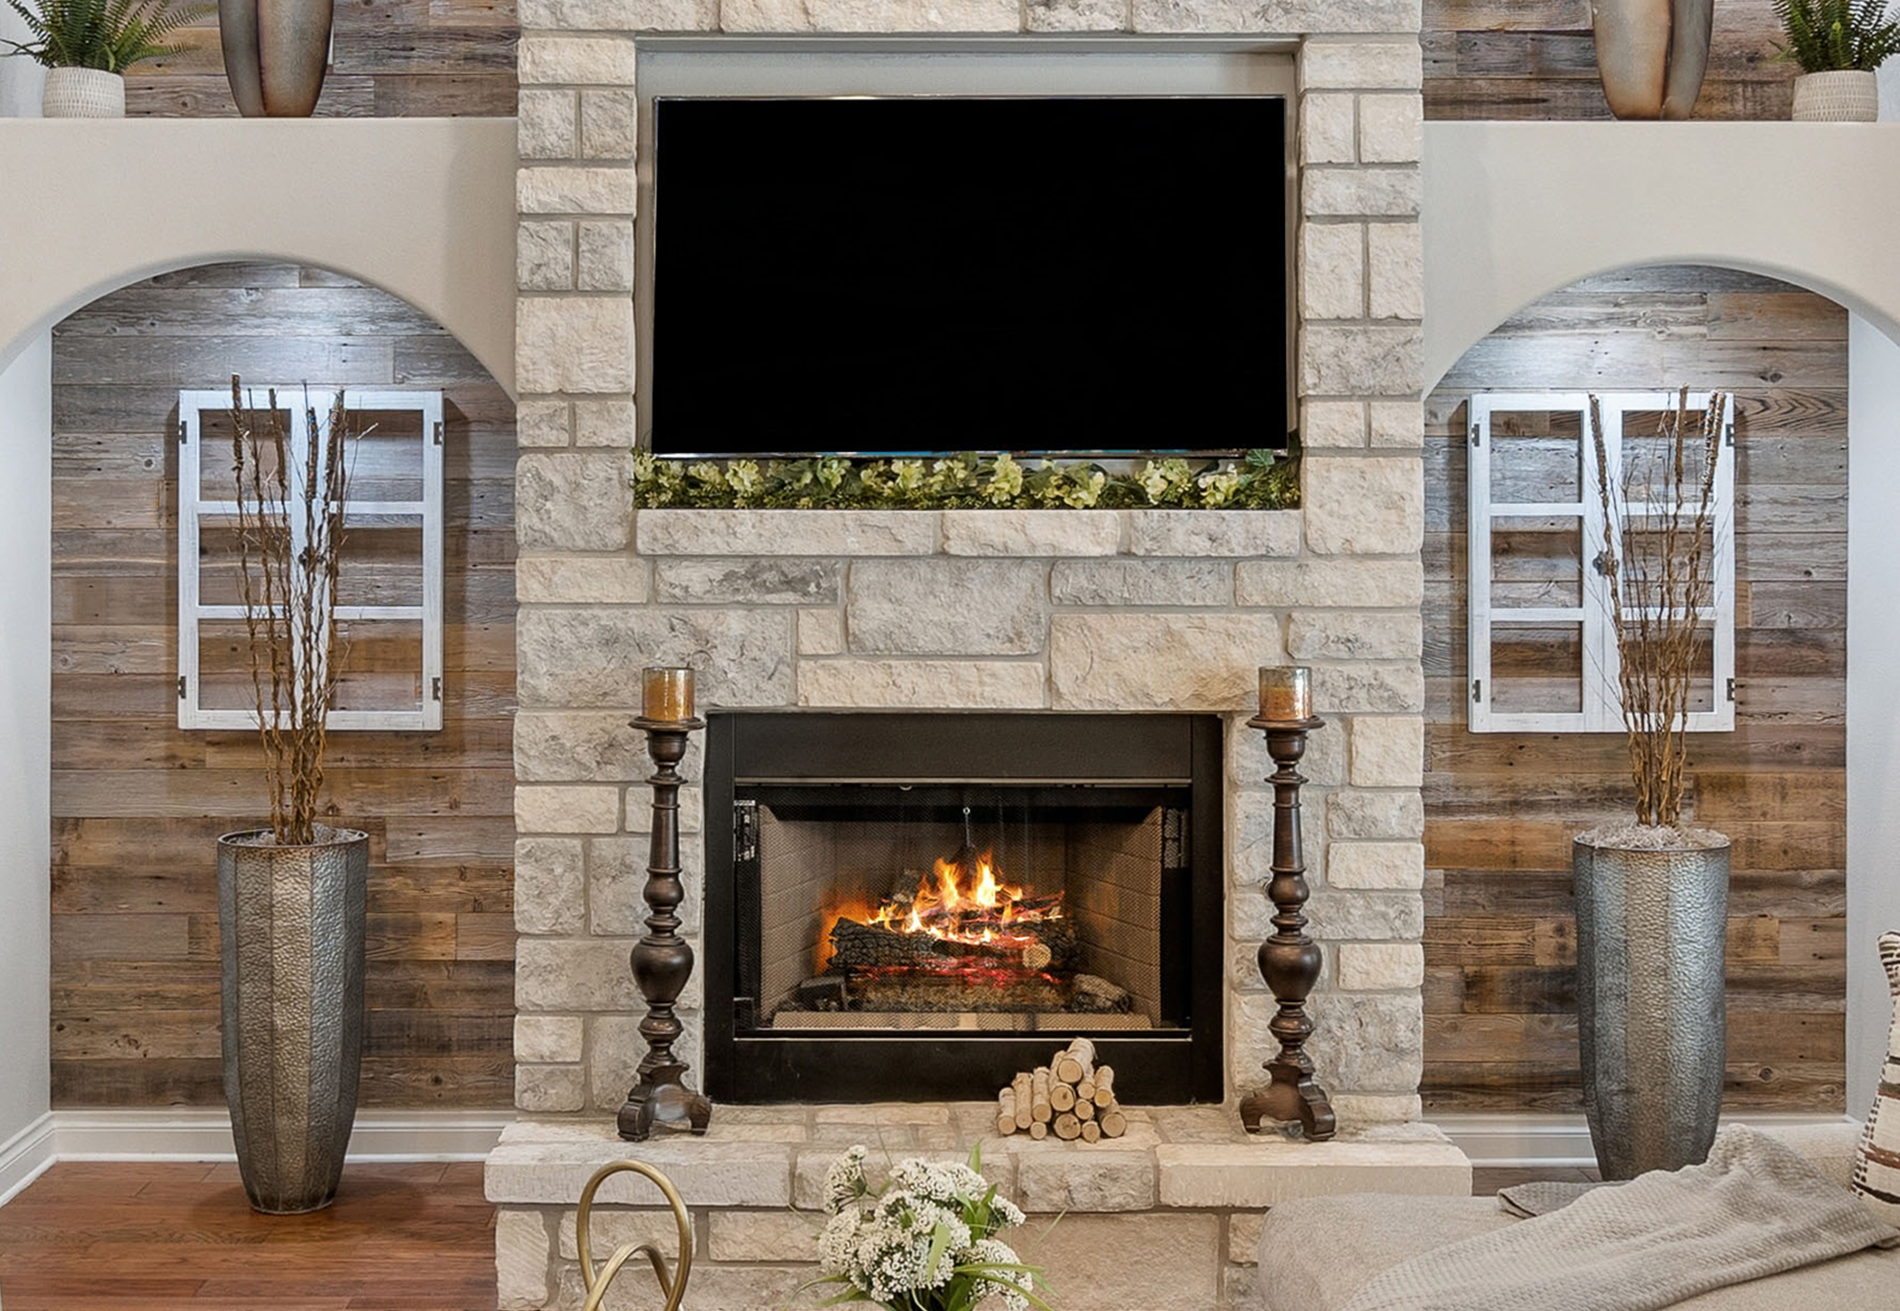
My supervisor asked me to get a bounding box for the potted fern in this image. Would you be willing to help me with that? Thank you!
[1,0,206,116]
[1775,0,1900,120]
[217,379,368,1215]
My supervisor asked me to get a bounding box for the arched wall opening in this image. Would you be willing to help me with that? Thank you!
[1421,260,1889,1124]
[0,260,517,1177]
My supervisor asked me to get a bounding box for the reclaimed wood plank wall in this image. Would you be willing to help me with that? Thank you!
[1424,266,1847,1114]
[49,263,516,1107]
[118,2,1800,122]
[1425,0,1797,119]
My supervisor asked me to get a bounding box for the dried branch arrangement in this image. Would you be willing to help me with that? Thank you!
[229,377,350,846]
[995,1038,1128,1143]
[1588,388,1728,829]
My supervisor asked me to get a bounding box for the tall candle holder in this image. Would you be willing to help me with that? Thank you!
[620,669,712,1143]
[1238,710,1337,1142]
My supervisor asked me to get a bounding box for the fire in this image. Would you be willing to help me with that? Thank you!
[817,847,1064,972]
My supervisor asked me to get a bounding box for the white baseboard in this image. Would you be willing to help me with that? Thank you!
[47,1108,512,1165]
[1434,1111,1857,1169]
[0,1113,57,1206]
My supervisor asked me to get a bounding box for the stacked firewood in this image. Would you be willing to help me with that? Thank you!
[993,1038,1127,1143]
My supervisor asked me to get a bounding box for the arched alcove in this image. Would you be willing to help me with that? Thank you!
[1421,263,1849,1121]
[0,258,518,1170]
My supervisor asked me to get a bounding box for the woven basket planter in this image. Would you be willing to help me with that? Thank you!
[1793,70,1880,122]
[41,68,125,118]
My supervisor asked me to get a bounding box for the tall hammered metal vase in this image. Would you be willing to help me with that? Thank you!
[218,826,369,1214]
[218,0,333,117]
[1573,834,1730,1180]
[1591,0,1714,119]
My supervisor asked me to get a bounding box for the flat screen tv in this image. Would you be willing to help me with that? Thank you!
[648,95,1289,459]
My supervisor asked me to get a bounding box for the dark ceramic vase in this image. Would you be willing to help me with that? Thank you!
[1591,0,1713,120]
[218,0,334,117]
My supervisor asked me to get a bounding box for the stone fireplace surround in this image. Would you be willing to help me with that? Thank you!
[500,6,1457,1308]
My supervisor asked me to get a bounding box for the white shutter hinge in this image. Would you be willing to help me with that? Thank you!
[431,675,443,703]
[1469,422,1482,448]
[177,675,187,700]
[1727,677,1737,703]
[177,420,187,445]
[1725,421,1735,448]
[432,421,444,446]
[1471,678,1483,703]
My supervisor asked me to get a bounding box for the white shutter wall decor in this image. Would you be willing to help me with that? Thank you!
[1467,391,1736,735]
[177,388,446,732]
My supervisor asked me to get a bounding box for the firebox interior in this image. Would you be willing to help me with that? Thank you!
[703,712,1224,1103]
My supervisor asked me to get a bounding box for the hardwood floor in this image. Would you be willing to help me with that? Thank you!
[0,1160,1605,1308]
[0,1162,497,1310]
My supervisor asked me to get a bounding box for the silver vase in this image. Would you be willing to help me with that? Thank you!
[218,826,369,1214]
[218,0,334,117]
[1573,833,1729,1180]
[1590,0,1713,120]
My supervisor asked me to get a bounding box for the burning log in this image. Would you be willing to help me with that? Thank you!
[827,916,1080,975]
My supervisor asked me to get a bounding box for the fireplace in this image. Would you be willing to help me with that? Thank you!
[703,713,1224,1104]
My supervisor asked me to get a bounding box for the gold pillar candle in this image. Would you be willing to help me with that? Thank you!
[642,667,695,722]
[1258,666,1312,721]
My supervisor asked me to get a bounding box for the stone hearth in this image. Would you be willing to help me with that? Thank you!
[489,1106,1469,1310]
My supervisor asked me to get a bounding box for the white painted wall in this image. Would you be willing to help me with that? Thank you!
[0,5,45,117]
[1848,314,1900,1117]
[0,334,52,1161]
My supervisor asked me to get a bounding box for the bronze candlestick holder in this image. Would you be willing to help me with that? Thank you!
[618,713,713,1143]
[1239,714,1337,1142]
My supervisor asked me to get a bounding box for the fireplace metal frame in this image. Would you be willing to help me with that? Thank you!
[702,711,1225,1104]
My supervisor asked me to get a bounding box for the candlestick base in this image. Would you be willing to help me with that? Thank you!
[618,1065,713,1143]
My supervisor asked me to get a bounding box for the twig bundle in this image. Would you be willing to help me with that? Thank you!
[1588,388,1727,829]
[995,1038,1128,1142]
[229,377,351,845]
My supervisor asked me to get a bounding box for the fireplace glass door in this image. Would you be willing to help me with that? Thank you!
[704,713,1224,1103]
[739,784,1190,1034]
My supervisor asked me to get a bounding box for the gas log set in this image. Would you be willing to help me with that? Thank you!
[995,1038,1128,1142]
[790,845,1137,1018]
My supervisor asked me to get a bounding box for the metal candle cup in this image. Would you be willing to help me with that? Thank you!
[642,667,695,722]
[1258,666,1311,722]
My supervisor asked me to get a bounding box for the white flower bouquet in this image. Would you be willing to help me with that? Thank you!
[810,1145,1049,1311]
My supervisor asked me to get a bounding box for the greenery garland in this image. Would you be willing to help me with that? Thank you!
[632,447,1299,512]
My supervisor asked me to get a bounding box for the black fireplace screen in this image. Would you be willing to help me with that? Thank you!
[703,713,1224,1103]
[739,785,1190,1034]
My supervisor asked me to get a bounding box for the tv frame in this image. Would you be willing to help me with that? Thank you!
[633,77,1298,461]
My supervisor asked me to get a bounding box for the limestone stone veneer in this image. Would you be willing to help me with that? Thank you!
[507,7,1433,1307]
[489,1107,1469,1310]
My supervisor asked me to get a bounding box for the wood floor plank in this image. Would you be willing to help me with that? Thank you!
[0,1163,497,1310]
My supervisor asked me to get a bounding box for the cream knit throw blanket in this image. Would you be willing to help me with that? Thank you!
[1339,1126,1898,1311]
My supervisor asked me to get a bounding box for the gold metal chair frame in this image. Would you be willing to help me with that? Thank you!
[575,1160,694,1311]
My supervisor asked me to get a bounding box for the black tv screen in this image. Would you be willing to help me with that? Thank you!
[648,95,1289,459]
